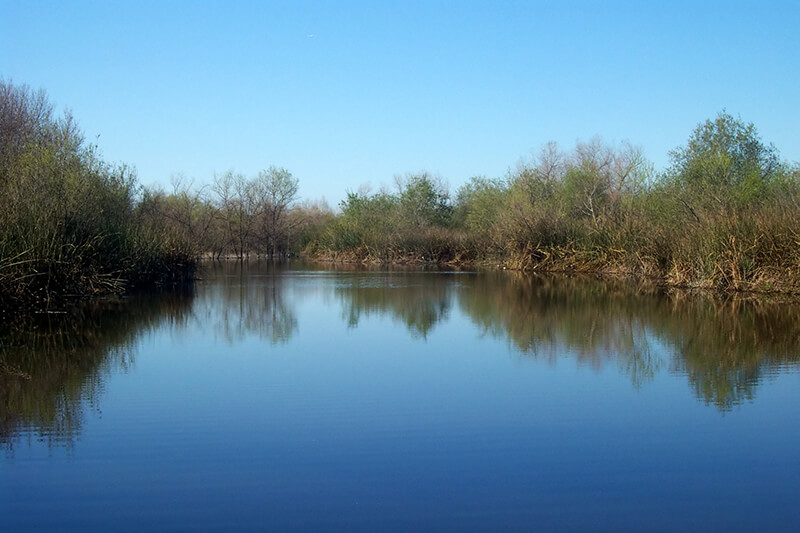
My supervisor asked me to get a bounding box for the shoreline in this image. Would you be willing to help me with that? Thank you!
[301,249,800,299]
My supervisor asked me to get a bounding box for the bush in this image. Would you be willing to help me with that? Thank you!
[0,81,196,314]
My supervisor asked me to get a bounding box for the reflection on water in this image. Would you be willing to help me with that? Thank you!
[461,273,665,386]
[334,271,453,338]
[195,261,297,344]
[460,273,800,408]
[331,269,800,410]
[2,262,800,453]
[0,289,194,452]
[660,292,800,408]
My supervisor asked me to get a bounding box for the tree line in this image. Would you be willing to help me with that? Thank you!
[137,167,331,261]
[4,78,800,313]
[0,80,323,315]
[308,112,800,294]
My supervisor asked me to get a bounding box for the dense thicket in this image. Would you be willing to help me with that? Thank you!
[5,79,797,302]
[309,112,800,294]
[137,168,332,260]
[0,81,195,314]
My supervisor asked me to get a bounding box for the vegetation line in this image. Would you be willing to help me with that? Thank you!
[0,81,196,317]
[302,113,800,295]
[4,79,800,315]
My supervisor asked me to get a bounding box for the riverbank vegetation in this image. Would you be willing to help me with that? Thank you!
[139,166,312,261]
[0,81,196,315]
[308,112,800,294]
[4,78,799,303]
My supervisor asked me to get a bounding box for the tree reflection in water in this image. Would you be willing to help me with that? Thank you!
[459,273,667,386]
[195,261,298,345]
[4,266,800,453]
[0,289,194,453]
[333,269,800,409]
[457,272,800,409]
[334,271,453,339]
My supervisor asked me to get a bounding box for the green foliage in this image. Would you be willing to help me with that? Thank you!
[306,114,800,293]
[396,172,452,228]
[323,191,399,252]
[668,111,784,208]
[8,80,796,299]
[0,80,195,314]
[315,175,464,262]
[454,176,508,233]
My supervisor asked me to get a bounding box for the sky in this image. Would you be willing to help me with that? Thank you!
[2,0,798,207]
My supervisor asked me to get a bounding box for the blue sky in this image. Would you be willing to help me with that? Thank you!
[2,0,798,207]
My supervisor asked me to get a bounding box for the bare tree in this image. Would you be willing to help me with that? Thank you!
[252,166,299,259]
[212,171,258,259]
[562,138,650,227]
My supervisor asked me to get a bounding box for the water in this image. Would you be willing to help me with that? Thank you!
[2,262,800,531]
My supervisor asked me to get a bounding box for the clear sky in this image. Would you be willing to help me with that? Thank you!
[2,0,798,207]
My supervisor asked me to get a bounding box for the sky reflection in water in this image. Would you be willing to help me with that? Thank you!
[2,263,800,531]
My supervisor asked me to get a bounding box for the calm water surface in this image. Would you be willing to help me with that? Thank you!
[2,262,800,531]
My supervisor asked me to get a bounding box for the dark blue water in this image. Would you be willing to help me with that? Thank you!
[3,263,800,531]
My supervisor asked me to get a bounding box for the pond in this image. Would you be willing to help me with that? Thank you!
[2,262,800,531]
